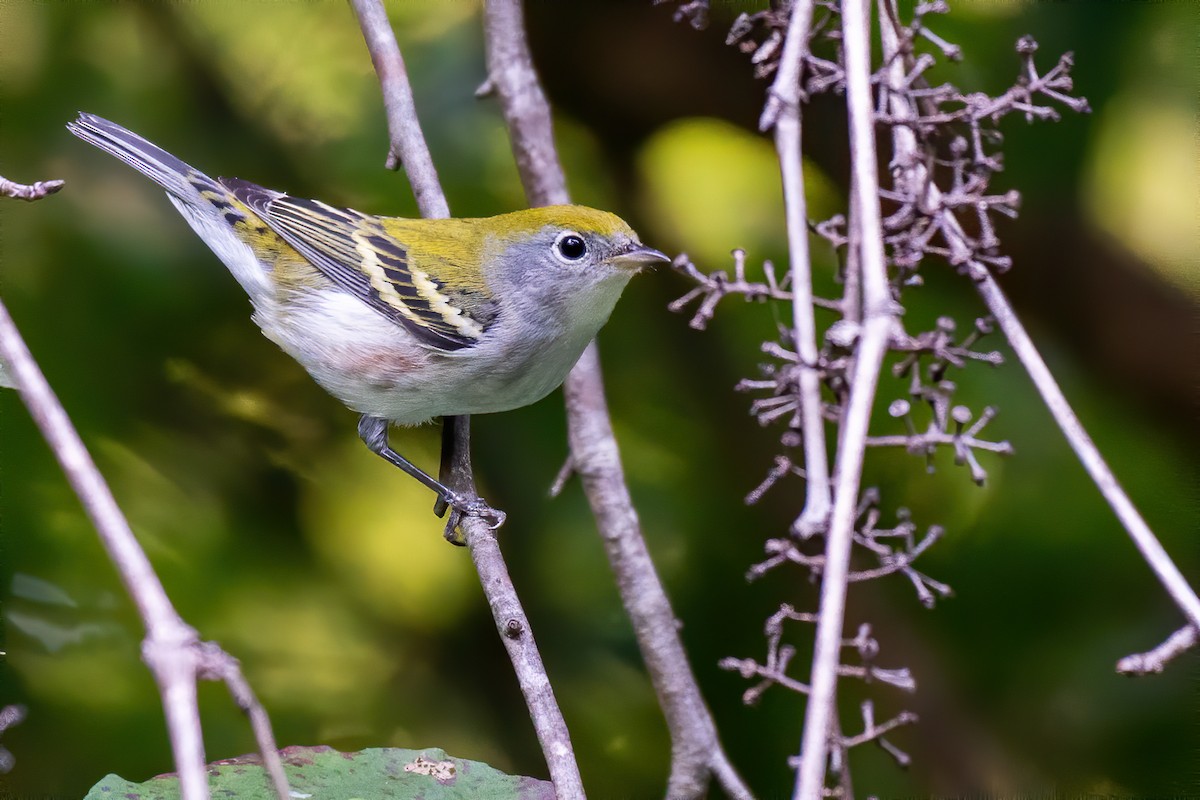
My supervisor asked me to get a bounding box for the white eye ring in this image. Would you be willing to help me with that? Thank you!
[553,231,588,263]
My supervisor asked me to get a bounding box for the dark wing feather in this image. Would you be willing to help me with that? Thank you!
[221,178,478,351]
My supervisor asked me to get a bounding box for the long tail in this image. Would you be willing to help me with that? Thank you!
[67,113,212,202]
[68,113,276,301]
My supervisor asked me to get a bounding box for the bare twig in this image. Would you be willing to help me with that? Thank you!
[0,174,63,201]
[446,420,585,800]
[838,700,917,756]
[194,642,288,782]
[0,298,289,799]
[482,1,752,798]
[669,250,841,332]
[1116,625,1199,675]
[723,609,917,710]
[482,0,571,210]
[760,0,831,539]
[976,275,1200,633]
[794,0,899,795]
[347,0,450,218]
[467,528,583,793]
[876,0,1200,640]
[348,2,583,796]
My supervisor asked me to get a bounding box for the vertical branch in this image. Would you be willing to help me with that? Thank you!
[759,0,830,537]
[347,3,585,797]
[795,0,897,796]
[482,1,752,798]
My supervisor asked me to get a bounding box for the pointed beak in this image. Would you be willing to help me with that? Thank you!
[610,244,671,272]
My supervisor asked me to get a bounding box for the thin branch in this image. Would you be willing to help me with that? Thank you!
[760,0,831,538]
[469,527,585,782]
[0,174,64,201]
[348,2,583,796]
[0,296,289,800]
[1116,625,1199,675]
[839,700,917,755]
[795,0,898,796]
[348,0,450,218]
[482,0,571,209]
[975,275,1200,632]
[482,1,752,798]
[669,250,842,332]
[448,418,585,799]
[876,0,1200,639]
[562,348,750,800]
[194,642,289,785]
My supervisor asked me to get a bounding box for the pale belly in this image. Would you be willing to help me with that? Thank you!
[255,290,595,425]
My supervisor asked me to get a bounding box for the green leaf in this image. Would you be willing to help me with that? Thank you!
[83,746,555,800]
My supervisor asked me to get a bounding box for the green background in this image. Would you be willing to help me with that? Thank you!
[0,1,1196,797]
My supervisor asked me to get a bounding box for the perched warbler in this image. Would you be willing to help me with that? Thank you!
[68,113,667,524]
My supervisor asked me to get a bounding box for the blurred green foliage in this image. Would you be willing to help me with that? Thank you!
[0,1,1196,798]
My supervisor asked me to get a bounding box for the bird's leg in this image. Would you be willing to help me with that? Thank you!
[357,414,456,507]
[357,415,505,537]
[434,415,455,519]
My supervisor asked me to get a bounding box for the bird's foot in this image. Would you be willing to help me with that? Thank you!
[438,490,506,545]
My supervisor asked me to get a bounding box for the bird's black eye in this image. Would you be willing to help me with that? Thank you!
[554,232,587,262]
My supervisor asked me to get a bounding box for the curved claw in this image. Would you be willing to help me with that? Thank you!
[440,491,506,543]
[461,498,506,530]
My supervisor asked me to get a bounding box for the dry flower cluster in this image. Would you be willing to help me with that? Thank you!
[663,0,1095,792]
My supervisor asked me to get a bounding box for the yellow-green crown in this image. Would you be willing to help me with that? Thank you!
[486,205,634,240]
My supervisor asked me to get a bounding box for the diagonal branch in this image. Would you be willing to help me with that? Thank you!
[0,287,288,798]
[349,0,449,217]
[481,1,752,798]
[347,2,584,797]
[1116,624,1198,675]
[876,0,1200,648]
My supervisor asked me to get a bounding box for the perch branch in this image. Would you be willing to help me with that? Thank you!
[482,1,751,798]
[348,2,583,796]
[446,417,585,800]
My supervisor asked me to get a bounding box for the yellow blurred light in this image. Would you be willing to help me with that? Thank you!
[13,647,144,712]
[1085,95,1200,299]
[639,117,785,264]
[208,582,394,716]
[171,3,375,146]
[637,117,840,266]
[301,433,475,631]
[0,2,47,89]
[952,0,1035,20]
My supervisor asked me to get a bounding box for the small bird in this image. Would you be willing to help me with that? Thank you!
[68,113,667,528]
